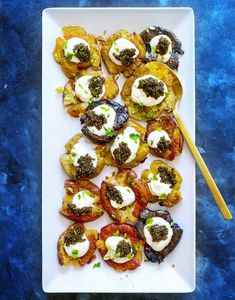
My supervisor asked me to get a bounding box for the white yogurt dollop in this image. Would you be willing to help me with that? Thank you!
[64,37,90,63]
[104,236,134,263]
[131,75,168,107]
[109,185,135,209]
[147,128,171,149]
[149,34,172,63]
[148,173,172,197]
[109,38,139,66]
[64,233,90,258]
[144,217,173,251]
[75,75,105,102]
[72,190,95,209]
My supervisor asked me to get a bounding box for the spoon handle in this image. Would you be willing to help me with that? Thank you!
[173,109,232,220]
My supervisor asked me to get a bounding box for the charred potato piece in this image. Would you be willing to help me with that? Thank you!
[52,26,101,78]
[59,179,104,223]
[58,223,98,266]
[63,70,119,118]
[81,100,129,145]
[121,62,179,121]
[101,29,146,77]
[105,120,149,168]
[140,26,184,71]
[135,208,183,263]
[146,116,183,161]
[96,223,143,271]
[100,170,150,224]
[60,133,106,179]
[141,160,182,206]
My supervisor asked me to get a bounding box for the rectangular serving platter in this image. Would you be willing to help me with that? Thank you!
[42,7,195,293]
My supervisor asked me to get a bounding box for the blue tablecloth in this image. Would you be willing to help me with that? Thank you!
[1,0,235,299]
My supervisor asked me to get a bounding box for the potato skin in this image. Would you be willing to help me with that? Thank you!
[100,170,151,224]
[59,179,104,223]
[105,120,149,168]
[135,209,183,264]
[141,160,182,206]
[60,133,106,180]
[121,61,180,121]
[62,71,119,118]
[96,223,143,271]
[52,26,101,78]
[140,26,184,71]
[57,223,98,266]
[146,116,183,161]
[101,29,146,77]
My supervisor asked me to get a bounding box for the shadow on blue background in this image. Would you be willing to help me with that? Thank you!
[0,0,235,299]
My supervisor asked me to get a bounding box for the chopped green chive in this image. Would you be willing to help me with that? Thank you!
[96,208,103,214]
[66,53,73,61]
[113,230,120,236]
[71,249,78,259]
[147,111,154,119]
[156,127,162,132]
[93,262,101,269]
[146,218,154,225]
[129,133,140,143]
[170,221,175,227]
[104,127,114,137]
[111,214,116,219]
[100,106,110,112]
[159,193,167,200]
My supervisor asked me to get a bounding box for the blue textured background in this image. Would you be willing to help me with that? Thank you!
[1,0,235,299]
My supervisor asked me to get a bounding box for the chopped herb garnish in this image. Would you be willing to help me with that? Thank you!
[93,262,101,269]
[113,230,120,236]
[129,133,140,143]
[147,111,154,119]
[95,208,103,214]
[83,190,95,197]
[156,127,162,132]
[55,87,64,93]
[138,101,144,107]
[100,106,110,112]
[66,53,73,61]
[170,221,175,227]
[63,42,68,50]
[159,193,167,199]
[104,127,114,137]
[165,91,170,97]
[71,249,79,259]
[146,218,154,225]
[126,189,131,193]
[111,214,117,219]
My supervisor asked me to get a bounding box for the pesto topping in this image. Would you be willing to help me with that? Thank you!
[138,77,165,99]
[73,43,90,62]
[86,111,107,130]
[64,226,86,246]
[155,37,170,55]
[149,224,168,242]
[106,185,123,204]
[88,76,105,98]
[115,239,133,257]
[113,142,131,165]
[113,48,136,66]
[156,136,171,152]
[158,166,176,188]
[67,203,92,215]
[75,154,95,178]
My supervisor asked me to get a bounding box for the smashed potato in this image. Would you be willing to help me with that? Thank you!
[100,29,146,77]
[105,120,149,168]
[57,223,98,266]
[146,116,183,161]
[52,26,101,78]
[100,170,150,223]
[141,160,182,207]
[59,179,104,223]
[97,223,143,271]
[60,133,106,180]
[62,69,119,118]
[121,61,180,121]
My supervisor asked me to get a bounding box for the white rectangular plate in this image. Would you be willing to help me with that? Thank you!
[42,7,195,293]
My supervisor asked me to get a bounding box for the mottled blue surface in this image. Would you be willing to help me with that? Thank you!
[1,0,235,299]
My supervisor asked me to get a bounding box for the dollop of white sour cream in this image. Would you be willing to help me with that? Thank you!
[149,34,172,63]
[109,186,135,209]
[71,190,95,209]
[64,233,90,258]
[75,76,105,103]
[148,174,172,197]
[104,236,134,263]
[64,37,90,63]
[147,128,171,149]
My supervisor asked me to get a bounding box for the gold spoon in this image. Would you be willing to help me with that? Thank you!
[155,61,232,220]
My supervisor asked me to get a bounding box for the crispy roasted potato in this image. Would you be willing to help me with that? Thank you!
[141,160,182,207]
[105,120,149,168]
[59,179,104,223]
[135,209,183,264]
[146,116,183,161]
[52,26,101,78]
[57,223,98,266]
[140,26,184,71]
[121,61,179,121]
[101,29,146,77]
[100,170,150,224]
[62,70,119,118]
[60,133,106,179]
[96,223,143,271]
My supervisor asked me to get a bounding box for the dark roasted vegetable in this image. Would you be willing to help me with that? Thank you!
[140,26,184,71]
[135,208,183,263]
[81,100,129,144]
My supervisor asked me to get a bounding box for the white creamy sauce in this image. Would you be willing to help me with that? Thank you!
[109,38,139,66]
[144,217,173,251]
[72,190,95,209]
[131,75,168,107]
[149,34,172,63]
[148,173,172,197]
[64,234,90,258]
[75,76,105,102]
[64,37,90,63]
[111,127,140,164]
[147,128,171,149]
[104,236,134,263]
[70,138,98,168]
[109,185,135,209]
[88,104,116,136]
